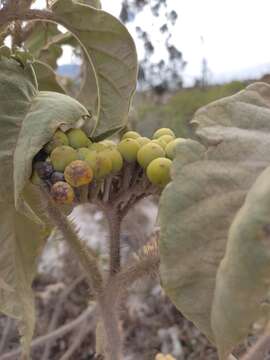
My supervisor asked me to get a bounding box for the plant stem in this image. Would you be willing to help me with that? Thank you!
[106,210,122,276]
[241,334,270,360]
[40,187,103,296]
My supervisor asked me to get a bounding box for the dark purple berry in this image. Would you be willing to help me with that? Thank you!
[34,161,53,179]
[33,150,47,162]
[50,171,65,184]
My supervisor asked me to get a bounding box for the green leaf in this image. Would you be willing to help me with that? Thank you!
[0,56,90,357]
[51,0,138,136]
[91,124,124,142]
[32,60,66,93]
[159,83,270,345]
[80,0,101,8]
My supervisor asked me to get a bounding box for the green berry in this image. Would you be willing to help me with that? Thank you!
[158,134,175,144]
[122,131,140,140]
[146,157,172,187]
[50,146,77,172]
[117,138,140,162]
[165,138,186,159]
[76,147,91,160]
[100,140,116,148]
[88,142,107,152]
[153,128,175,139]
[51,181,75,204]
[66,128,90,149]
[137,142,165,169]
[64,160,93,187]
[104,148,123,173]
[84,151,112,179]
[44,130,69,154]
[136,137,151,147]
[30,169,41,185]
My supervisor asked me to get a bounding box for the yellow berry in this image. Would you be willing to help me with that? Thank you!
[137,142,165,169]
[153,128,175,139]
[51,146,77,172]
[122,131,140,140]
[117,138,140,162]
[88,142,107,152]
[51,181,75,204]
[136,137,151,147]
[64,160,93,187]
[165,138,186,159]
[146,157,172,187]
[158,134,175,144]
[84,151,112,179]
[152,139,167,150]
[104,148,123,173]
[44,130,69,154]
[66,128,90,149]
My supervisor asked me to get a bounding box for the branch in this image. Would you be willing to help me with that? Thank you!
[0,306,96,360]
[241,334,270,360]
[0,9,56,28]
[106,210,122,276]
[0,318,12,354]
[41,275,85,360]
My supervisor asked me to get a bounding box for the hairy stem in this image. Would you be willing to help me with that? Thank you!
[106,210,122,276]
[40,187,103,296]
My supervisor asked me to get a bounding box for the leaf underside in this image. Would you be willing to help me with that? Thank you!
[159,82,270,357]
[52,0,138,136]
[0,56,89,357]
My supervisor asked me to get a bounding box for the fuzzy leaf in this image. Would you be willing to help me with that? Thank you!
[52,0,138,136]
[0,56,89,357]
[212,166,270,359]
[33,60,66,93]
[159,83,270,345]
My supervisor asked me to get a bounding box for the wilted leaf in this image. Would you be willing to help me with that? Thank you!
[159,83,270,346]
[52,0,138,136]
[33,60,66,93]
[0,56,89,356]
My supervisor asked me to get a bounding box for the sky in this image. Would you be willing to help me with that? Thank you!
[35,0,270,86]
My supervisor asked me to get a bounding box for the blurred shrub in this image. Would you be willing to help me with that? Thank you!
[133,81,246,138]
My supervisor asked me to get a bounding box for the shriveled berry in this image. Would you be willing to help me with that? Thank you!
[137,142,165,169]
[50,146,77,172]
[146,157,172,187]
[44,130,69,154]
[153,128,175,139]
[66,128,89,149]
[34,161,53,179]
[64,160,93,187]
[122,131,140,140]
[51,181,75,204]
[50,171,65,184]
[117,138,140,162]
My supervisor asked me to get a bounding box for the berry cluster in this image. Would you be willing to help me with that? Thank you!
[31,127,183,205]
